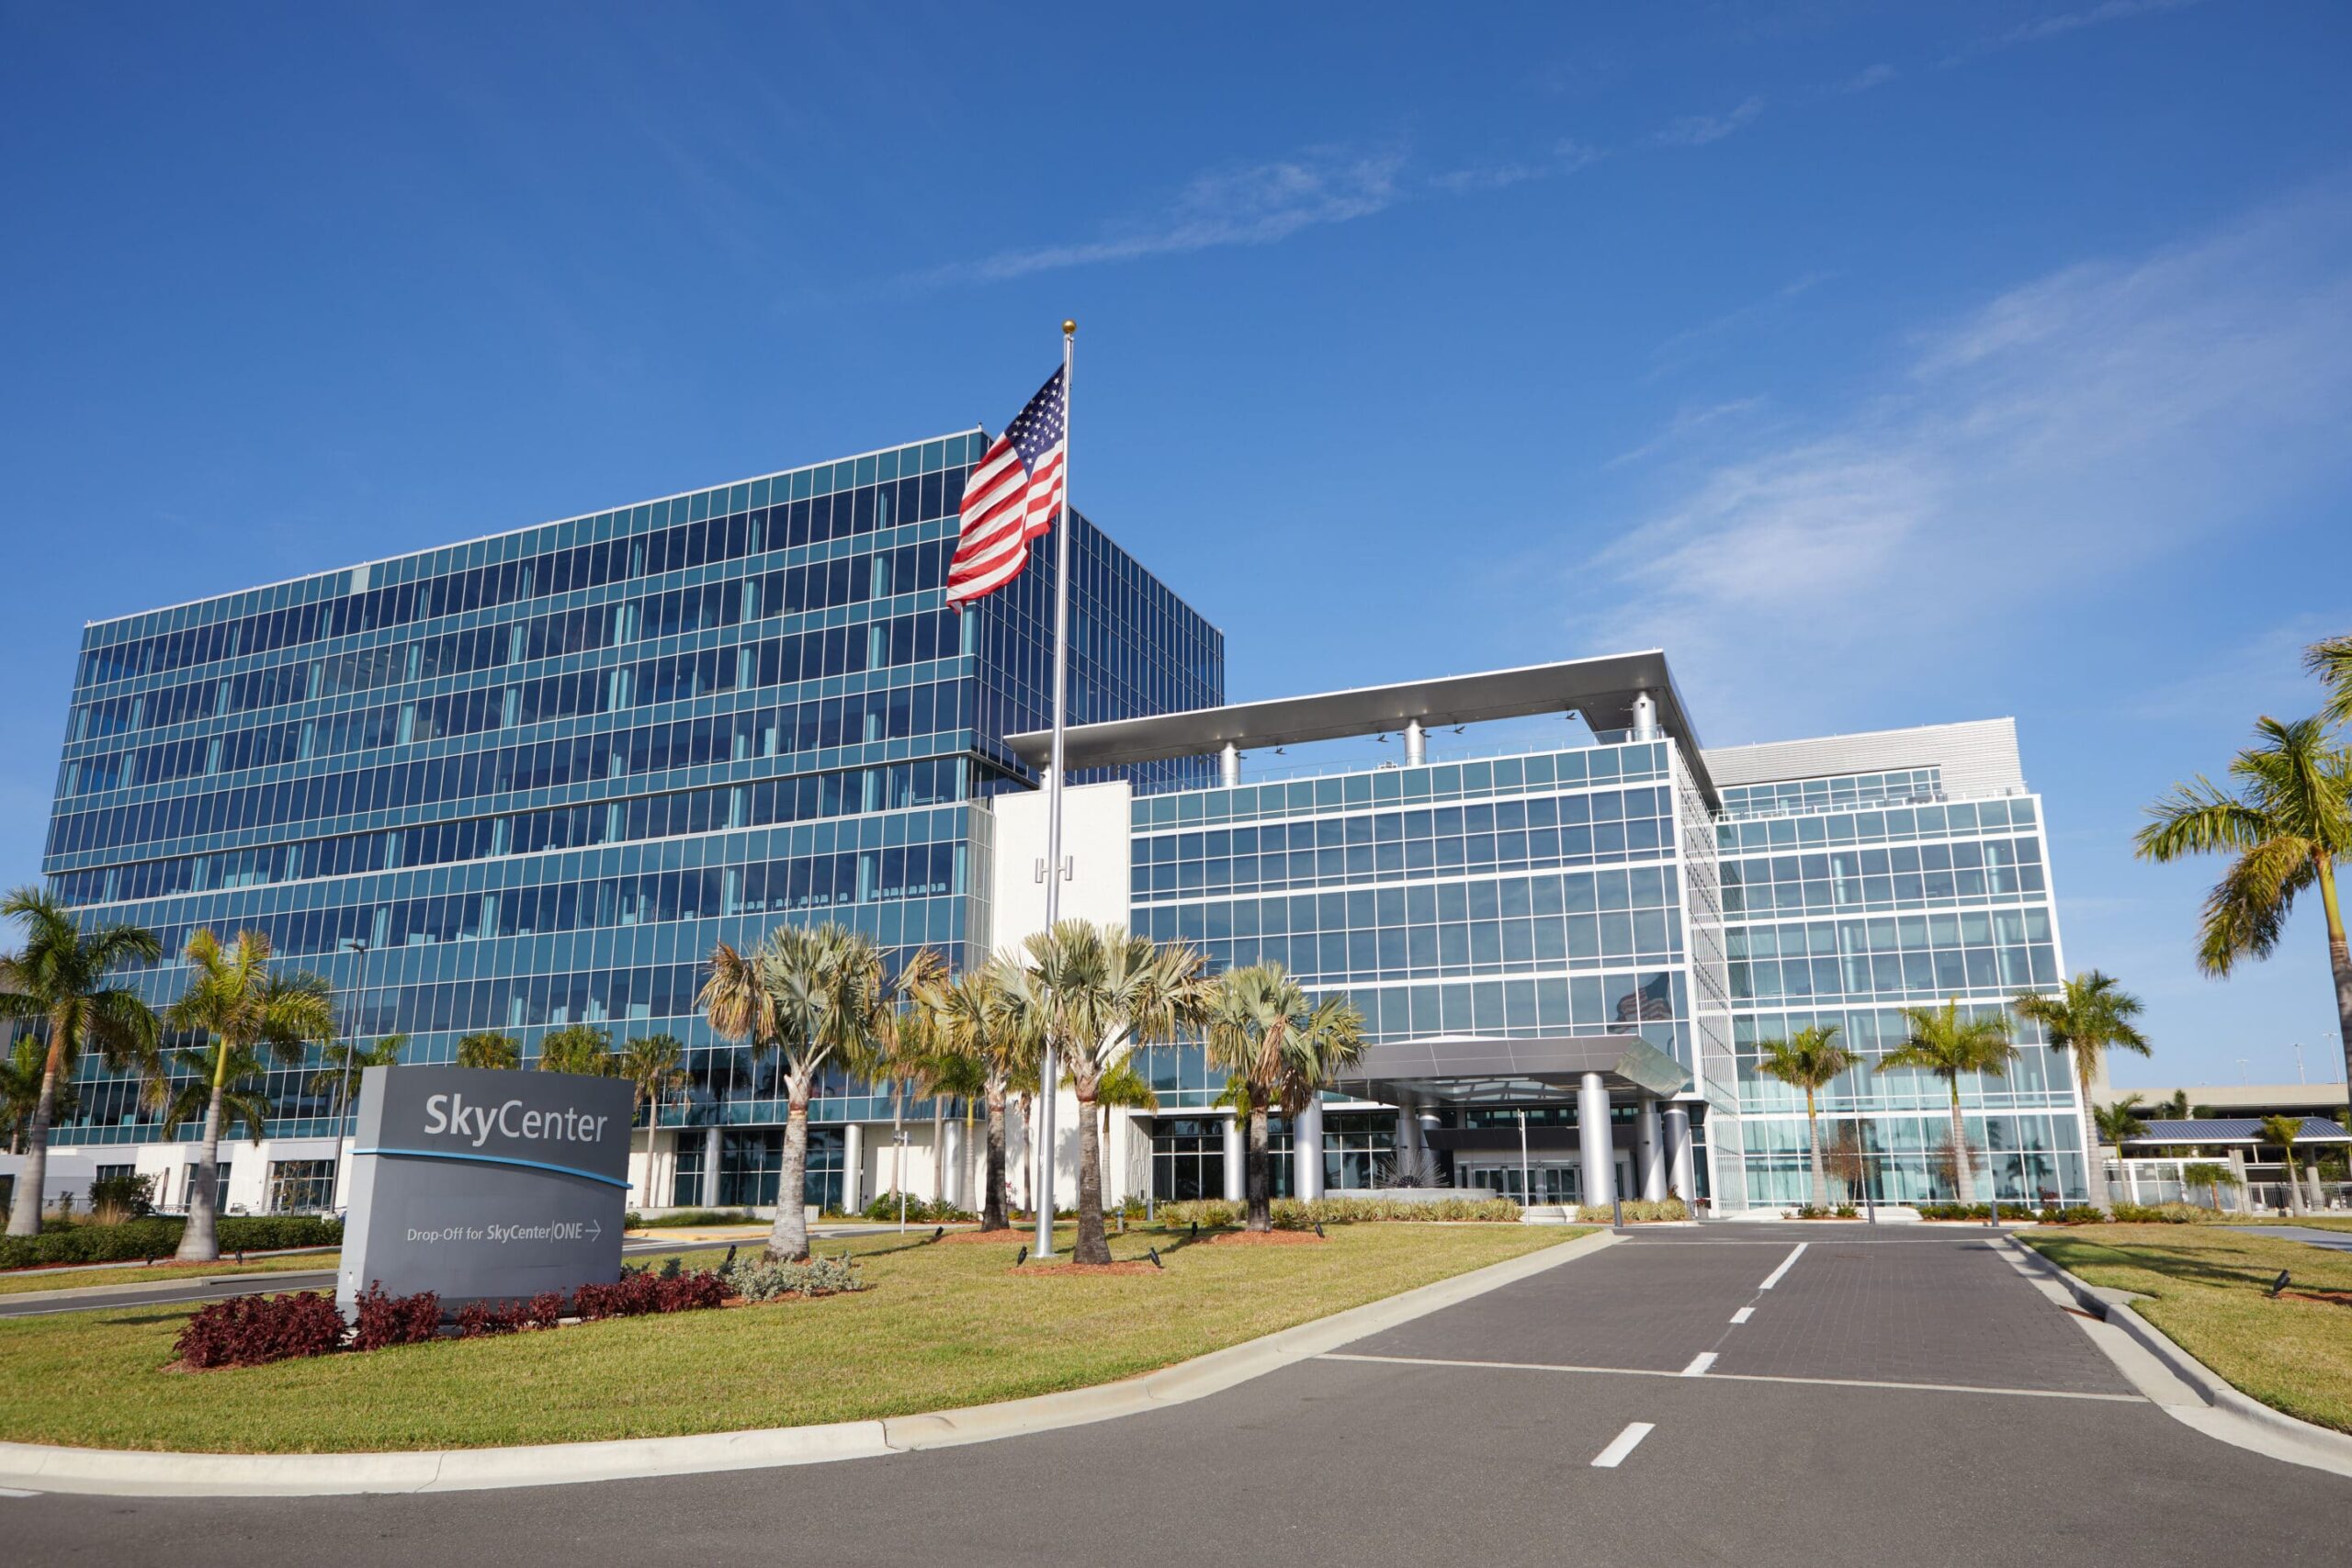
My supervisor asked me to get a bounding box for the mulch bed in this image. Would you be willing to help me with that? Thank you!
[938,1229,1026,1245]
[2279,1288,2352,1308]
[1204,1229,1325,1246]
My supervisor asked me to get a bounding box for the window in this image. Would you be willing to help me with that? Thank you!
[266,1159,336,1214]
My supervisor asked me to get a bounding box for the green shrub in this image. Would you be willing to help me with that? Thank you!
[2109,1201,2226,1224]
[859,1192,975,1224]
[1835,1203,1859,1219]
[625,1208,763,1229]
[1154,1195,1523,1229]
[1577,1198,1690,1224]
[0,1214,342,1269]
[88,1172,156,1224]
[721,1253,865,1302]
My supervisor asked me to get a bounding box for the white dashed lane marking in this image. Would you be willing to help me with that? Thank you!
[1730,1307,1754,1324]
[1758,1244,1808,1291]
[1680,1352,1718,1377]
[1589,1422,1656,1469]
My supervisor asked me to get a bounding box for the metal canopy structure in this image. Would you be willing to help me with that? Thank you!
[1004,651,1716,803]
[2122,1117,2350,1146]
[1330,1032,1692,1107]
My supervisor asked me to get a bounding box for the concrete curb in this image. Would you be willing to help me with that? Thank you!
[2003,1235,2352,1477]
[0,1228,1617,1497]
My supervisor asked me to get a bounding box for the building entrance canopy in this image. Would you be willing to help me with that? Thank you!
[1330,1032,1690,1108]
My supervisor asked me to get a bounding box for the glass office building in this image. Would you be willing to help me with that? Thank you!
[27,432,1221,1214]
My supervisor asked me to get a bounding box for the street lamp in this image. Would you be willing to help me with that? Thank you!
[1517,1109,1532,1211]
[334,937,371,1212]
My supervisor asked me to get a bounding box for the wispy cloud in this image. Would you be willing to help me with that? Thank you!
[910,138,1603,288]
[1839,62,1899,93]
[1944,0,2203,64]
[1652,96,1766,148]
[1603,398,1767,469]
[1571,184,2352,738]
[1646,271,1837,379]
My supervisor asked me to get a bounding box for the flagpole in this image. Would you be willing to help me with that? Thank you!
[1034,318,1075,1259]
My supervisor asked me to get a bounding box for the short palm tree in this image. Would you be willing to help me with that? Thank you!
[998,920,1211,1264]
[616,1032,687,1208]
[309,1032,407,1121]
[2259,1113,2309,1216]
[920,1044,989,1213]
[2011,971,2150,1214]
[1878,999,2018,1205]
[1091,1057,1160,1141]
[2094,1092,2149,1173]
[863,952,946,1210]
[700,922,887,1260]
[1754,1024,1857,1212]
[2136,715,2352,1111]
[149,1041,277,1208]
[933,963,1034,1232]
[1204,964,1367,1233]
[2,1033,79,1155]
[164,929,336,1260]
[457,1031,521,1070]
[0,888,161,1235]
[536,1023,613,1077]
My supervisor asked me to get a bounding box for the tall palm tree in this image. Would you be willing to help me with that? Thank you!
[150,1042,277,1211]
[457,1031,521,1070]
[1878,999,2018,1205]
[2011,971,2151,1214]
[0,888,161,1236]
[164,929,336,1261]
[921,1045,989,1213]
[1204,964,1366,1233]
[1755,1024,1857,1212]
[2307,631,2352,727]
[309,1032,407,1120]
[2136,715,2352,1108]
[2094,1092,2149,1175]
[998,920,1210,1264]
[699,922,887,1260]
[536,1023,613,1077]
[932,963,1034,1231]
[2258,1113,2309,1217]
[616,1032,686,1208]
[864,952,946,1210]
[2,1033,79,1156]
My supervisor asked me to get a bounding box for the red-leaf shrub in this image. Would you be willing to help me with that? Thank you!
[175,1291,345,1369]
[572,1269,727,1320]
[351,1282,442,1350]
[456,1292,569,1337]
[654,1271,728,1313]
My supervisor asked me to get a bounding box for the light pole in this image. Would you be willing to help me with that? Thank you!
[1517,1109,1532,1211]
[334,937,370,1213]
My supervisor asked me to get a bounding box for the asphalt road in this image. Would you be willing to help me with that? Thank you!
[8,1224,2346,1566]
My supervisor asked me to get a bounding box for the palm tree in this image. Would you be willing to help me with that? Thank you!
[149,1042,277,1213]
[1204,964,1366,1233]
[309,1032,407,1121]
[922,1046,989,1214]
[998,920,1211,1264]
[1877,999,2018,1205]
[2010,971,2151,1214]
[3,1032,81,1156]
[1754,1024,1857,1212]
[2136,715,2352,1110]
[2154,1089,2192,1122]
[164,929,335,1261]
[1091,1057,1160,1141]
[0,889,162,1236]
[864,952,946,1212]
[457,1031,521,1070]
[2308,631,2352,727]
[699,922,887,1260]
[536,1023,613,1077]
[932,963,1034,1232]
[2259,1113,2309,1216]
[2094,1092,2149,1172]
[616,1032,686,1208]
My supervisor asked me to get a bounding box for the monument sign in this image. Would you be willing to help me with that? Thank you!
[336,1065,632,1315]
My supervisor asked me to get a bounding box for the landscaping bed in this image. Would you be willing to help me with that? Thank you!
[0,1223,1578,1453]
[2020,1223,2352,1434]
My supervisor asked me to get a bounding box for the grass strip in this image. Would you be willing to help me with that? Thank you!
[0,1222,1578,1453]
[2021,1222,2352,1433]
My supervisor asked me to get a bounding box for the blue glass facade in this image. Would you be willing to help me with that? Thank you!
[38,434,1222,1190]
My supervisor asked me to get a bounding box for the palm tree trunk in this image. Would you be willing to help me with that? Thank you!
[932,1098,947,1208]
[1246,1105,1272,1233]
[1948,1081,1975,1206]
[2284,1152,2308,1216]
[1073,1086,1110,1265]
[639,1089,655,1210]
[2317,851,2352,1107]
[1804,1089,1828,1212]
[768,1093,812,1261]
[5,1038,62,1236]
[890,1083,906,1208]
[177,1081,228,1262]
[980,1086,1009,1232]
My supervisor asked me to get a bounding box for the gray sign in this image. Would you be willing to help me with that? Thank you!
[336,1065,632,1316]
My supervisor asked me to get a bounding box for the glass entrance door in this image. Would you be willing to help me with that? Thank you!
[1463,1163,1580,1203]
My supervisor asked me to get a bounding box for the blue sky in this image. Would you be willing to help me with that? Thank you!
[3,1,2347,1089]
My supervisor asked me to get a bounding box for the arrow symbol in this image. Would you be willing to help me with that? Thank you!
[585,1220,602,1241]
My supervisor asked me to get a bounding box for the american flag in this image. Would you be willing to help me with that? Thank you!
[945,366,1066,608]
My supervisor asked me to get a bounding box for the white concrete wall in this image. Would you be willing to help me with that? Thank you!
[1705,718,2026,798]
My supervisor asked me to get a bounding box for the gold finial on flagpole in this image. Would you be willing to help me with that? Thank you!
[1063,319,1077,335]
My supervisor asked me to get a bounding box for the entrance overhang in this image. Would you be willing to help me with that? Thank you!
[1331,1032,1691,1106]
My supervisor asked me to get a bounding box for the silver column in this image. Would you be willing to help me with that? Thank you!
[1395,1090,1424,1177]
[1636,1095,1667,1201]
[1294,1097,1326,1200]
[701,1122,721,1209]
[1404,720,1426,766]
[1219,742,1240,787]
[842,1123,864,1213]
[1631,691,1659,740]
[1662,1104,1696,1202]
[1577,1072,1615,1209]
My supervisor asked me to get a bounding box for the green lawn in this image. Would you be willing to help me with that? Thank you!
[0,1252,334,1297]
[0,1222,1579,1453]
[2021,1224,2352,1433]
